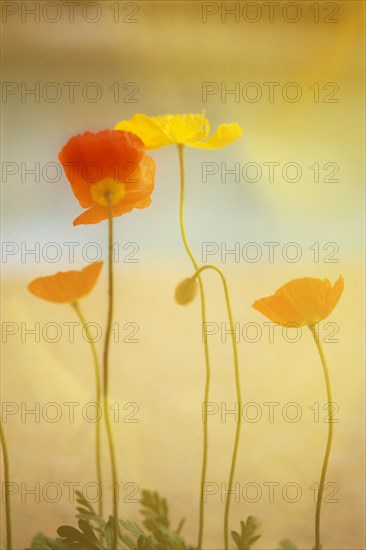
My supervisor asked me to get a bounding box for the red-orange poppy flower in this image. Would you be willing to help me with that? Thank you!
[28,262,103,304]
[252,276,344,327]
[58,130,155,225]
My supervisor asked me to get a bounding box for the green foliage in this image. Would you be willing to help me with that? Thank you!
[74,490,104,528]
[135,527,188,550]
[57,519,108,550]
[231,517,261,550]
[103,518,118,550]
[123,490,188,550]
[26,532,63,550]
[276,540,298,550]
[119,519,146,549]
[138,490,186,537]
[140,491,170,531]
[26,490,190,550]
[26,490,302,550]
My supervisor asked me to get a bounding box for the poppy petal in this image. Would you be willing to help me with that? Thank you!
[115,114,172,150]
[122,155,156,204]
[73,205,110,226]
[252,294,303,327]
[59,130,145,207]
[28,262,103,303]
[188,123,242,149]
[115,113,242,150]
[276,278,329,324]
[252,276,344,327]
[325,275,344,318]
[73,155,156,225]
[158,113,209,144]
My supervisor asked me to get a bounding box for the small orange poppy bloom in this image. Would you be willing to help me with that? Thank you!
[28,262,103,304]
[58,130,155,225]
[252,276,344,327]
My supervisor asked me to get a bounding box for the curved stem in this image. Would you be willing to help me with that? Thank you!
[309,325,334,550]
[104,197,119,545]
[71,301,103,519]
[0,420,12,550]
[177,144,211,550]
[193,264,242,550]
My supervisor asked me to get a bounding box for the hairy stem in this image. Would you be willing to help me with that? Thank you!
[177,144,211,550]
[310,325,334,550]
[193,264,242,550]
[104,197,119,545]
[0,420,12,550]
[71,301,103,519]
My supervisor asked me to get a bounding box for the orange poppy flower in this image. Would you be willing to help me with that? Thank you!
[28,262,103,304]
[252,276,344,327]
[58,130,155,225]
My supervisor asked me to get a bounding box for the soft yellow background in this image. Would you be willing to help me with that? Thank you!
[1,1,365,549]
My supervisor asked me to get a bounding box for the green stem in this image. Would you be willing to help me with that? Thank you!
[309,325,334,550]
[177,144,211,550]
[71,301,103,519]
[193,265,242,550]
[0,420,12,550]
[104,197,119,545]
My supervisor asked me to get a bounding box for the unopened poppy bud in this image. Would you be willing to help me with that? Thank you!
[175,277,198,305]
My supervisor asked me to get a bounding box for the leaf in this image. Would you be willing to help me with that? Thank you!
[75,491,105,528]
[119,519,145,539]
[30,488,191,550]
[140,490,170,532]
[231,531,241,547]
[276,540,298,550]
[57,525,82,540]
[76,512,105,526]
[120,534,137,550]
[175,518,185,535]
[136,536,153,550]
[75,491,95,513]
[25,533,63,550]
[80,519,100,539]
[57,519,106,550]
[231,517,261,550]
[104,517,116,550]
[153,526,188,550]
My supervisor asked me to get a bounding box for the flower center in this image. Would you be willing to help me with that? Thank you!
[91,179,126,207]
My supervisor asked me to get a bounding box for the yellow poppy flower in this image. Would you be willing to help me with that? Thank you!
[115,113,242,150]
[28,262,103,304]
[252,276,344,327]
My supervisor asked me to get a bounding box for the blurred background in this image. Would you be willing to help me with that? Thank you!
[1,1,365,548]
